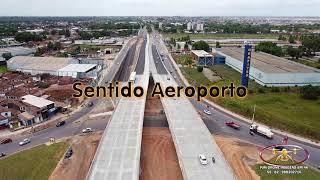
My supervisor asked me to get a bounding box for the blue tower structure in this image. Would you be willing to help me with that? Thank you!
[241,44,253,87]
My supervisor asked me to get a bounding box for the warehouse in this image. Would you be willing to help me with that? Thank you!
[215,48,320,87]
[58,64,98,79]
[7,56,99,79]
[191,50,213,66]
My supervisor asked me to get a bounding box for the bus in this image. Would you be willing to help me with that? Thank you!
[129,71,136,83]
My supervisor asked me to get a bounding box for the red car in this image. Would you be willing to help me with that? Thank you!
[0,138,12,144]
[225,121,241,130]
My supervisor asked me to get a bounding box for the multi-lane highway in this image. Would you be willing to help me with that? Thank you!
[151,30,320,169]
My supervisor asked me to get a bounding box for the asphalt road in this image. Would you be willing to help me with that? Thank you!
[151,44,168,74]
[135,39,146,75]
[151,31,320,169]
[115,42,137,81]
[0,99,108,155]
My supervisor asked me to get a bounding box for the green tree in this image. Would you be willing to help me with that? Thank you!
[47,41,54,50]
[192,41,210,52]
[301,35,320,56]
[65,29,71,37]
[278,35,287,41]
[34,47,46,57]
[197,66,204,72]
[177,43,181,50]
[50,30,57,35]
[2,53,13,60]
[255,42,283,57]
[216,41,221,48]
[184,43,189,51]
[300,85,320,100]
[287,46,297,59]
[289,35,295,44]
[15,32,45,42]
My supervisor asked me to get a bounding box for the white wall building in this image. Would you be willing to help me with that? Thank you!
[215,48,320,87]
[7,56,100,79]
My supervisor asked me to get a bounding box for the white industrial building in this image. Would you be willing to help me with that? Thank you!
[7,56,101,79]
[215,48,320,87]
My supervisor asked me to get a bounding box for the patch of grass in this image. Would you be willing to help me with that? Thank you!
[180,65,320,140]
[0,142,68,180]
[172,54,193,65]
[0,66,8,73]
[181,67,211,86]
[163,33,279,40]
[253,164,320,180]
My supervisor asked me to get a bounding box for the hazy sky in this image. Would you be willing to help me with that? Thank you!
[0,0,319,16]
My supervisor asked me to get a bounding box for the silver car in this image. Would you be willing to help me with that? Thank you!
[19,138,31,146]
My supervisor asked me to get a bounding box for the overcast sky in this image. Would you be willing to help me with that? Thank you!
[0,0,319,16]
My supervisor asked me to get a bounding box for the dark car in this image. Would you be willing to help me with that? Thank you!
[0,152,6,158]
[212,157,215,163]
[0,138,12,144]
[65,147,73,159]
[56,121,66,127]
[87,102,94,107]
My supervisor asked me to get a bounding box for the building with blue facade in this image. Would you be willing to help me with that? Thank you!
[215,48,320,87]
[191,50,213,66]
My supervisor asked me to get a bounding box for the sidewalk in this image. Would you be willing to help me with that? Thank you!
[0,104,85,139]
[0,113,67,139]
[160,35,320,148]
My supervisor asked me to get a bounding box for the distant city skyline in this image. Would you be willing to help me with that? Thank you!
[0,0,320,17]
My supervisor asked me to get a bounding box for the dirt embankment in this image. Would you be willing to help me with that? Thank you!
[140,128,183,180]
[49,132,102,180]
[214,135,264,180]
[144,96,163,116]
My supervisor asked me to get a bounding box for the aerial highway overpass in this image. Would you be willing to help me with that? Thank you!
[149,34,236,180]
[87,31,149,180]
[87,29,236,180]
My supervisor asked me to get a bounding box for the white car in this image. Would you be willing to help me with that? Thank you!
[82,128,93,133]
[199,154,208,165]
[19,138,31,146]
[203,109,212,115]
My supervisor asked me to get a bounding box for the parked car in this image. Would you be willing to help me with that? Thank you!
[65,147,73,159]
[19,138,31,146]
[82,128,93,133]
[199,154,208,165]
[0,152,6,158]
[0,138,12,144]
[212,156,215,163]
[203,109,212,115]
[56,121,66,127]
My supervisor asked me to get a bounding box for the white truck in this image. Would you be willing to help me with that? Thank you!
[250,124,273,139]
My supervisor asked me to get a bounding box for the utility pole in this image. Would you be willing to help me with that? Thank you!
[251,105,256,124]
